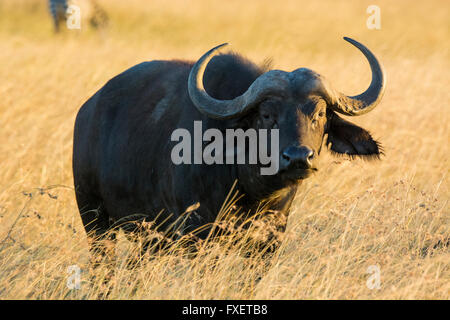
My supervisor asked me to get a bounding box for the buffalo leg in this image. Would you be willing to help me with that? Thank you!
[74,190,115,264]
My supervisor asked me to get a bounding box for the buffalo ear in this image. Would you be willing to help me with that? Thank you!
[326,112,382,159]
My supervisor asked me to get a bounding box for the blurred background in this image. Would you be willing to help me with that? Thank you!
[0,0,448,299]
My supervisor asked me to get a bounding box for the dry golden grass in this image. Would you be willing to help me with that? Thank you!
[0,0,449,299]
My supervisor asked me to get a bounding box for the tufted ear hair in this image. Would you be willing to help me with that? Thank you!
[326,112,382,159]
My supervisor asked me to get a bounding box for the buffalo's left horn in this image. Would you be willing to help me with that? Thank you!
[327,37,386,116]
[188,43,287,120]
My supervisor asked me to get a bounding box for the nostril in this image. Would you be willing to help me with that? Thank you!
[282,152,291,162]
[307,150,314,163]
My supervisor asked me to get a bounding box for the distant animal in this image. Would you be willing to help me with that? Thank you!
[73,37,386,254]
[48,0,108,33]
[48,0,68,32]
[73,0,109,30]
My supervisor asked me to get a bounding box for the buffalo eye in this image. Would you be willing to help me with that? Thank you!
[318,111,325,118]
[258,111,277,129]
[258,98,279,127]
[260,110,274,124]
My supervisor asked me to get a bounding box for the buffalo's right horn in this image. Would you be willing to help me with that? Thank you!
[326,37,386,116]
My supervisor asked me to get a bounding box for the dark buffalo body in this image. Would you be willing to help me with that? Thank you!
[74,54,276,238]
[73,38,386,249]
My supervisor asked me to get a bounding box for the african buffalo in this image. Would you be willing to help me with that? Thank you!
[73,37,385,253]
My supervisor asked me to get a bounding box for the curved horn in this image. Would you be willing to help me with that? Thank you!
[188,43,278,120]
[328,37,386,116]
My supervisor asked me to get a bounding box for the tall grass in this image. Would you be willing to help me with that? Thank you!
[0,0,448,299]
